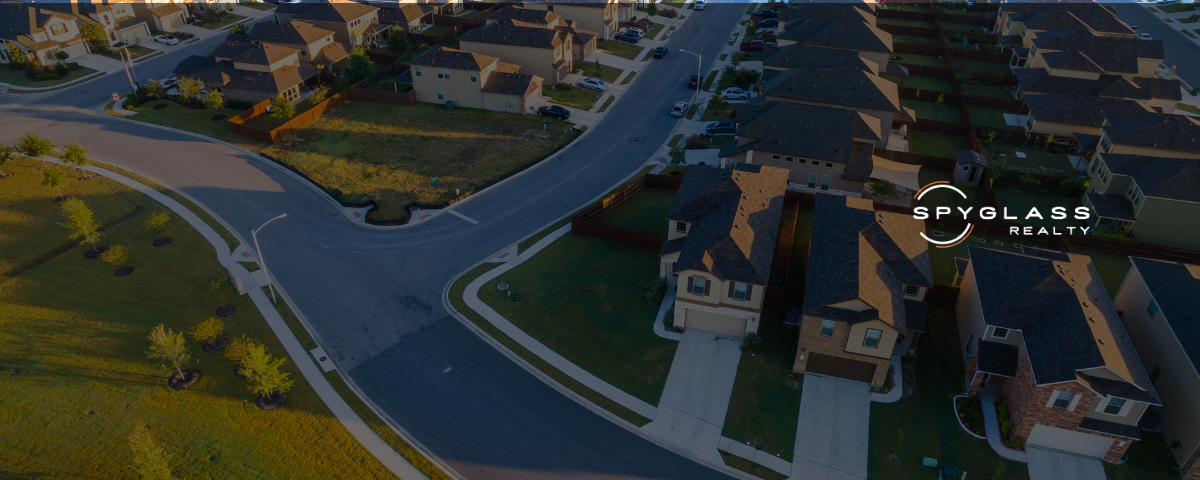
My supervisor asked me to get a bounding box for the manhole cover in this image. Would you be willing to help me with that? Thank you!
[629,137,645,144]
[497,282,510,290]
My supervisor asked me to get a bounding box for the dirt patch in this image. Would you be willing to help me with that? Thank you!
[202,337,229,353]
[153,236,174,247]
[215,305,235,317]
[168,369,201,390]
[255,392,288,411]
[114,266,135,276]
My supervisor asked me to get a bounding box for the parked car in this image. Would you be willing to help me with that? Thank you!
[616,31,640,43]
[757,18,778,28]
[1139,32,1153,40]
[577,77,607,92]
[740,40,766,52]
[754,9,777,18]
[537,105,571,120]
[1130,25,1140,33]
[722,87,749,101]
[154,35,179,45]
[160,75,178,88]
[688,74,699,89]
[694,0,705,9]
[620,27,644,39]
[705,119,735,135]
[670,101,688,117]
[653,47,669,58]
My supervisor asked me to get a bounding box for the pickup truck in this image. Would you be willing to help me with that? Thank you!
[740,40,766,52]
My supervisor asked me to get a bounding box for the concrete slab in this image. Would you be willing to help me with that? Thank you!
[643,330,741,463]
[791,374,871,480]
[643,404,725,464]
[1027,447,1107,480]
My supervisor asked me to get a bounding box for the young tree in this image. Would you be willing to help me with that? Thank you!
[270,95,295,119]
[6,41,28,69]
[129,428,175,480]
[306,85,328,107]
[203,90,224,110]
[54,50,70,62]
[60,198,101,252]
[668,144,687,167]
[344,46,373,82]
[16,131,57,165]
[147,324,190,379]
[386,26,410,56]
[224,335,260,365]
[240,343,293,402]
[143,211,170,233]
[100,245,127,265]
[868,178,896,197]
[79,23,108,51]
[229,22,248,36]
[189,318,224,347]
[1043,133,1055,151]
[176,77,203,104]
[142,79,166,100]
[60,140,91,174]
[42,167,65,199]
[646,1,658,18]
[0,143,14,178]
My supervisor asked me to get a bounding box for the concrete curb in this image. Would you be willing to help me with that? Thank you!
[1,70,108,93]
[953,395,989,440]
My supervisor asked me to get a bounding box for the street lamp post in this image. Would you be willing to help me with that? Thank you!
[680,49,702,104]
[251,213,288,304]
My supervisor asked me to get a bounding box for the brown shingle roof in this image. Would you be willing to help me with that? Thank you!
[231,42,299,66]
[277,2,378,23]
[408,46,498,71]
[247,20,333,46]
[459,19,561,49]
[481,72,538,96]
[762,67,901,113]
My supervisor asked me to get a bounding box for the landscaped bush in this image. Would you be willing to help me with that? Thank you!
[684,134,707,149]
[660,8,678,18]
[1056,178,1086,197]
[35,73,61,81]
[1018,175,1041,192]
[644,277,667,305]
[740,332,762,351]
[662,307,676,331]
[556,82,572,91]
[225,99,253,110]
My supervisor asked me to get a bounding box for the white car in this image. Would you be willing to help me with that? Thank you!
[1139,32,1153,40]
[160,75,178,88]
[694,0,705,10]
[577,77,607,92]
[154,35,179,45]
[620,27,644,39]
[670,101,688,117]
[722,87,750,101]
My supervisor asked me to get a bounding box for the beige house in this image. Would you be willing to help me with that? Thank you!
[1115,258,1200,479]
[472,6,597,65]
[658,165,789,338]
[408,46,542,114]
[1084,153,1200,251]
[459,16,580,86]
[375,3,433,33]
[996,3,1137,49]
[38,1,151,47]
[276,2,381,47]
[131,1,189,31]
[1022,95,1154,138]
[956,247,1159,463]
[759,67,913,148]
[247,20,349,70]
[174,39,317,104]
[0,5,91,65]
[522,0,622,40]
[1015,69,1181,115]
[793,194,931,389]
[1024,30,1162,80]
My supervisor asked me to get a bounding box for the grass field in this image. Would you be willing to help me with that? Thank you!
[891,34,942,47]
[960,83,1014,98]
[546,84,604,110]
[909,131,972,159]
[882,74,955,93]
[0,157,399,479]
[967,106,1023,131]
[902,99,962,123]
[596,188,675,235]
[722,304,803,458]
[120,100,260,152]
[260,102,576,224]
[481,234,679,405]
[597,40,645,60]
[0,66,100,88]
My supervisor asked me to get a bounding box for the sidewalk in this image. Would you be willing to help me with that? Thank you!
[42,156,430,480]
[981,389,1029,463]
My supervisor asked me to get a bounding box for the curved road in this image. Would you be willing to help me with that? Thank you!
[2,4,744,479]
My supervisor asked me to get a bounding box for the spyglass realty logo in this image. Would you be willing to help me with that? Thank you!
[912,181,1092,248]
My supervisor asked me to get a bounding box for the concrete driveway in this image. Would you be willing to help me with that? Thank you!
[1027,447,1107,480]
[791,374,871,480]
[643,330,742,464]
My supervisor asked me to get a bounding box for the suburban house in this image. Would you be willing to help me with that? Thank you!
[758,67,914,147]
[247,20,349,70]
[173,39,317,104]
[1084,153,1200,250]
[658,165,789,338]
[0,4,91,65]
[375,3,433,33]
[775,18,892,73]
[37,2,151,47]
[379,0,461,16]
[760,44,877,76]
[407,46,542,114]
[131,1,189,31]
[481,6,597,63]
[1114,258,1200,479]
[1024,30,1163,80]
[1023,95,1154,138]
[792,194,931,389]
[778,3,878,27]
[996,3,1136,50]
[955,247,1159,462]
[717,100,880,196]
[1091,113,1200,160]
[1014,69,1181,115]
[276,2,381,47]
[458,14,586,86]
[522,0,625,41]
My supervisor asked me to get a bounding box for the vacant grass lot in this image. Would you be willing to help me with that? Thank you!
[120,100,261,152]
[902,99,962,123]
[883,74,955,93]
[261,102,576,223]
[481,234,679,405]
[908,131,972,158]
[596,188,675,235]
[0,158,396,479]
[597,40,645,60]
[0,66,100,88]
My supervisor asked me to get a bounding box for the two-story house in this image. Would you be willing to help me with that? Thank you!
[1022,95,1154,138]
[522,0,622,41]
[458,15,583,86]
[1084,152,1200,251]
[247,20,349,70]
[173,39,317,104]
[1115,258,1200,479]
[477,7,597,63]
[375,3,433,33]
[758,67,914,148]
[38,1,151,47]
[276,2,381,47]
[792,194,931,388]
[774,4,891,73]
[1024,30,1163,80]
[658,164,788,338]
[0,4,91,65]
[996,3,1136,50]
[956,247,1160,463]
[407,46,542,114]
[1015,69,1181,115]
[131,1,189,32]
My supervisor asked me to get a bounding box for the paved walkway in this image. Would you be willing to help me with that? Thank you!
[719,436,793,476]
[1027,447,1107,480]
[870,354,903,403]
[43,157,430,480]
[791,374,871,480]
[652,277,682,341]
[643,330,743,465]
[981,392,1028,463]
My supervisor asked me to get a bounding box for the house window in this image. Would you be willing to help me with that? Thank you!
[821,175,831,191]
[864,328,882,347]
[807,173,817,189]
[732,282,748,300]
[1147,300,1158,317]
[49,23,68,36]
[1095,159,1111,183]
[1128,183,1144,205]
[825,162,833,168]
[962,166,969,172]
[437,68,449,79]
[991,327,1009,339]
[1051,391,1074,409]
[772,155,781,161]
[785,156,794,162]
[1100,134,1114,153]
[1103,397,1126,415]
[820,320,836,337]
[691,277,707,296]
[414,66,421,76]
[1026,114,1035,129]
[903,285,920,297]
[470,73,477,83]
[675,221,687,233]
[436,87,443,100]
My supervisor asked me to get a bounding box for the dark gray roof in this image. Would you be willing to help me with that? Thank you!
[1015,68,1181,101]
[481,72,537,96]
[1103,114,1200,155]
[1078,417,1141,440]
[803,195,932,333]
[761,44,872,72]
[977,340,1020,377]
[459,19,560,49]
[956,151,988,167]
[779,18,892,54]
[1085,192,1136,222]
[665,165,789,286]
[173,55,217,76]
[1032,30,1163,75]
[1002,3,1135,36]
[277,2,378,23]
[778,3,875,25]
[212,39,259,60]
[408,46,497,71]
[1077,372,1159,404]
[247,20,332,46]
[487,5,559,25]
[1075,133,1100,152]
[173,53,313,96]
[721,101,877,180]
[378,4,432,24]
[659,236,685,256]
[1025,95,1151,128]
[761,68,900,113]
[1129,257,1200,375]
[231,42,300,66]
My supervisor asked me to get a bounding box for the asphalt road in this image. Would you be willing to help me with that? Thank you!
[1113,3,1200,89]
[1,4,744,479]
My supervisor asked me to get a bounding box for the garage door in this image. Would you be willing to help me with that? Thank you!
[1027,424,1114,458]
[805,353,876,384]
[684,309,746,338]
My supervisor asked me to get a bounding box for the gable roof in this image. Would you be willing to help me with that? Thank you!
[487,5,561,26]
[173,54,316,95]
[663,165,789,286]
[761,67,900,113]
[720,100,877,181]
[1129,257,1200,375]
[481,71,538,96]
[1002,3,1135,36]
[779,18,892,54]
[1025,95,1153,128]
[378,3,432,24]
[803,195,932,333]
[1032,30,1163,74]
[247,20,333,46]
[1014,68,1181,102]
[458,18,561,49]
[1099,154,1200,203]
[0,4,77,43]
[761,44,873,73]
[1103,113,1200,154]
[968,247,1157,402]
[408,46,498,71]
[277,2,378,23]
[778,4,875,26]
[956,151,988,167]
[231,42,299,66]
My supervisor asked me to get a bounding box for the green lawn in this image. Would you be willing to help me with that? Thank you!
[0,65,100,88]
[883,74,955,93]
[702,70,719,90]
[119,100,258,151]
[576,63,625,84]
[980,145,1078,175]
[420,24,453,37]
[597,95,616,113]
[992,190,1083,228]
[1105,431,1183,480]
[902,99,962,122]
[940,22,982,32]
[621,21,664,41]
[239,1,276,10]
[953,59,1013,75]
[722,305,803,457]
[960,83,1014,98]
[596,188,676,235]
[686,134,734,149]
[787,208,815,283]
[621,71,636,85]
[259,102,576,224]
[1178,103,1200,115]
[1072,249,1132,298]
[927,234,1048,286]
[868,304,1031,480]
[877,17,937,29]
[702,105,733,121]
[894,54,947,68]
[722,451,789,480]
[908,131,971,158]
[967,107,1023,131]
[0,157,401,479]
[1160,3,1199,13]
[194,13,247,30]
[892,34,942,47]
[481,234,679,405]
[597,40,645,60]
[546,84,603,110]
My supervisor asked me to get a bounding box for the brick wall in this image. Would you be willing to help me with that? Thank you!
[1182,450,1200,480]
[965,354,984,395]
[793,315,891,388]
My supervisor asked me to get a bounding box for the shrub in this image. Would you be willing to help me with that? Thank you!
[882,364,896,392]
[684,134,707,149]
[100,245,127,265]
[1056,178,1086,197]
[270,95,295,119]
[54,63,70,76]
[190,317,224,344]
[225,99,253,110]
[143,211,170,232]
[662,308,675,330]
[741,333,762,350]
[556,82,571,91]
[661,8,677,18]
[203,90,224,109]
[644,277,667,305]
[868,178,896,197]
[306,85,329,107]
[1018,175,1041,192]
[730,52,744,65]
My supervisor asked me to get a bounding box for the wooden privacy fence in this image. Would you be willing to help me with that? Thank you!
[347,63,416,104]
[570,174,681,251]
[877,23,942,39]
[228,89,350,144]
[898,63,955,80]
[949,48,1013,64]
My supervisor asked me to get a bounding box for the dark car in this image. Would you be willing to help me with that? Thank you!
[653,47,668,58]
[705,120,736,135]
[688,74,699,88]
[757,18,778,28]
[616,31,640,44]
[537,105,570,120]
[755,8,777,18]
